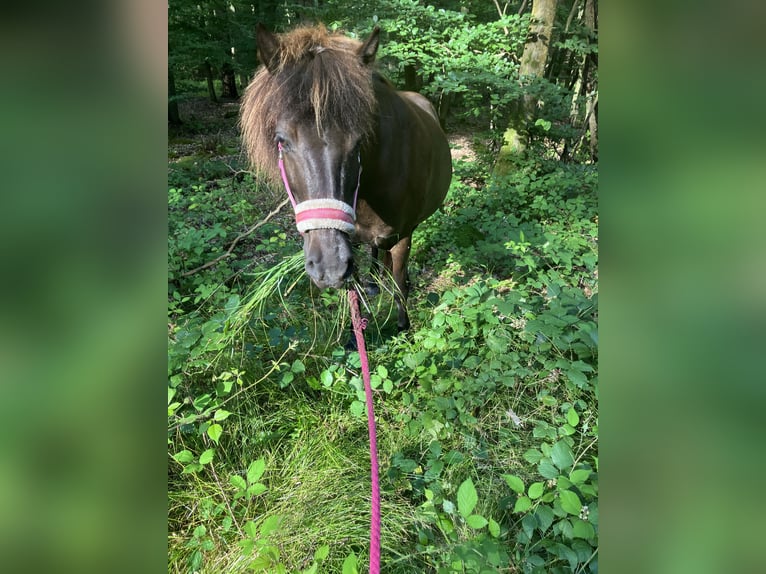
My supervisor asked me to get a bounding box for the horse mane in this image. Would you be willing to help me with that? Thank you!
[240,25,378,184]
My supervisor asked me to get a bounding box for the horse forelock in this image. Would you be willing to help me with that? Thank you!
[240,25,377,184]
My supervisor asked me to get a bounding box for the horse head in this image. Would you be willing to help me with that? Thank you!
[253,24,381,289]
[241,24,452,330]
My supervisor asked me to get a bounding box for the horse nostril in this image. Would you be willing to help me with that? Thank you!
[305,255,324,284]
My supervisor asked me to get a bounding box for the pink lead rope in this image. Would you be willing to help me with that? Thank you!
[278,144,379,571]
[348,289,381,574]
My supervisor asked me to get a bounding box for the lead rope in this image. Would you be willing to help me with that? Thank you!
[348,288,381,574]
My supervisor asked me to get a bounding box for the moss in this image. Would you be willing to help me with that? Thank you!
[494,127,526,176]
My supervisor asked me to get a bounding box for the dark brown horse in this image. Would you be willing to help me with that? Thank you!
[240,24,452,330]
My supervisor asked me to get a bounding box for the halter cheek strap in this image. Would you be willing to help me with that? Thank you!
[278,142,362,235]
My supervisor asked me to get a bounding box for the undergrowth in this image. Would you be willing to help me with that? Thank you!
[168,141,598,573]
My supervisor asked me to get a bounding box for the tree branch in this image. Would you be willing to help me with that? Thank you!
[565,0,583,34]
[492,0,510,34]
[180,198,291,277]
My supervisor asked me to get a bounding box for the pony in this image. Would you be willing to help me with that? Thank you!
[240,24,452,330]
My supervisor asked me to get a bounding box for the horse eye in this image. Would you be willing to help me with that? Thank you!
[275,134,291,150]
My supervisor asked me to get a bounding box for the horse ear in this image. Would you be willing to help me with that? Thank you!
[256,23,281,73]
[358,26,380,65]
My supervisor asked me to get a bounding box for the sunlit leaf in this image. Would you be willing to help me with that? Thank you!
[457,478,478,518]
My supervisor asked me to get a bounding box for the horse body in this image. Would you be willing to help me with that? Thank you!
[240,24,452,330]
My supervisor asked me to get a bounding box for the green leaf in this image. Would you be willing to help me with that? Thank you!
[466,514,488,529]
[280,371,294,387]
[572,518,595,540]
[513,496,532,513]
[350,400,365,417]
[457,478,478,518]
[521,513,536,539]
[239,538,255,555]
[566,407,580,427]
[538,458,559,479]
[550,440,574,470]
[259,515,281,538]
[566,368,589,388]
[291,359,306,373]
[246,483,267,498]
[190,550,203,572]
[569,469,591,484]
[342,552,358,574]
[314,544,330,561]
[488,518,501,538]
[199,448,214,465]
[181,463,202,474]
[214,409,232,421]
[243,520,258,539]
[535,504,554,533]
[229,475,246,491]
[247,459,266,484]
[207,423,223,444]
[528,481,544,499]
[523,449,543,464]
[173,450,194,463]
[559,489,582,515]
[502,474,525,494]
[320,370,333,387]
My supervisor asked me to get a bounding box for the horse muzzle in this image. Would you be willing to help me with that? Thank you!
[303,228,354,289]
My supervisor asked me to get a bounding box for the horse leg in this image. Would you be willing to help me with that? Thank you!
[389,236,412,331]
[365,246,381,297]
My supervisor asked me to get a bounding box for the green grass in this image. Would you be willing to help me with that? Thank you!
[168,141,598,573]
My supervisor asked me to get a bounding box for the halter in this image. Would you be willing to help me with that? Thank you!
[278,142,362,235]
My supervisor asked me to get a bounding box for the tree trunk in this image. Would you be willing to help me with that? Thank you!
[204,60,218,103]
[496,0,558,172]
[168,69,182,125]
[437,90,454,129]
[584,0,597,161]
[403,64,419,91]
[221,62,238,99]
[588,93,598,161]
[517,0,559,127]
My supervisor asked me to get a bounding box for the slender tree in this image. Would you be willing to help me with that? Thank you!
[499,0,559,164]
[169,69,182,125]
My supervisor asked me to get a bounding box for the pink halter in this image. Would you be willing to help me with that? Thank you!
[278,142,362,235]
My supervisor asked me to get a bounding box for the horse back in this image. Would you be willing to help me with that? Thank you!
[356,80,452,247]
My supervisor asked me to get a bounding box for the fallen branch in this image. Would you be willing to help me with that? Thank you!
[181,198,290,277]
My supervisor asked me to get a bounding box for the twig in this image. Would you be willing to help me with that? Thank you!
[181,198,290,277]
[208,461,245,537]
[223,161,252,178]
[570,90,598,161]
[492,0,510,34]
[565,0,583,34]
